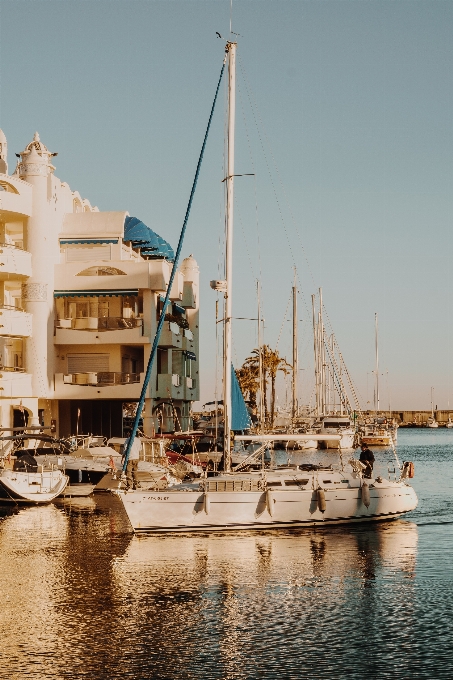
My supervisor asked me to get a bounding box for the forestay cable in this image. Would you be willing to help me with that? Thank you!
[122,56,226,472]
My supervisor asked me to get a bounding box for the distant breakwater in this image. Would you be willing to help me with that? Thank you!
[362,410,453,425]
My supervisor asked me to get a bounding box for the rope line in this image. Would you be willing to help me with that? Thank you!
[122,57,226,471]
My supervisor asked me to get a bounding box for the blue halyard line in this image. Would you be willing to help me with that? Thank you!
[122,59,226,472]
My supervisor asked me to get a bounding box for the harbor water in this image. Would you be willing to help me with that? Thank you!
[0,429,452,679]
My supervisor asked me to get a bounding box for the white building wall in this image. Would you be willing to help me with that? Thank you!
[0,128,200,436]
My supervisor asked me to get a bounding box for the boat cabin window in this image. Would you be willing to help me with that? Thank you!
[267,481,283,487]
[323,480,332,484]
[285,479,309,486]
[323,421,350,428]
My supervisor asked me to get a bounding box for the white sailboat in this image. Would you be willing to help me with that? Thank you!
[360,314,397,446]
[115,40,418,532]
[282,276,318,452]
[0,455,68,503]
[427,387,439,428]
[311,290,356,450]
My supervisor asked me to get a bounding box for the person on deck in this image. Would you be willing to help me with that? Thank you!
[122,435,141,490]
[359,443,375,479]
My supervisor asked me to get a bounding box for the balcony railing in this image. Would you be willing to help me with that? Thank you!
[63,372,141,386]
[0,241,24,251]
[0,303,24,312]
[56,317,143,332]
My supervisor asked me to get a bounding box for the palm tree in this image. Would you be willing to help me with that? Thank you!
[266,348,291,426]
[235,363,259,408]
[244,345,291,427]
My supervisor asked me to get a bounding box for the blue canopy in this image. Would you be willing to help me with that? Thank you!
[231,364,252,431]
[123,216,174,261]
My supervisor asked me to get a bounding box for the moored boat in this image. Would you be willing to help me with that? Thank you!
[0,454,68,503]
[116,441,418,533]
[360,417,398,446]
[114,40,418,534]
[319,416,356,449]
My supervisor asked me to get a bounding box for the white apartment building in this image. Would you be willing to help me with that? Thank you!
[0,129,199,439]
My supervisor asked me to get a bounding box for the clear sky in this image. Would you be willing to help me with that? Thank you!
[1,0,453,411]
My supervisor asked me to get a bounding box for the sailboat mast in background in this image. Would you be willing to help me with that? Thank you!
[257,280,264,432]
[222,41,237,470]
[375,312,380,412]
[292,270,298,421]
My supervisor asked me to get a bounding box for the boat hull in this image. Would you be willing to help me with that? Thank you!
[361,436,392,446]
[116,482,418,533]
[0,469,69,503]
[322,432,355,449]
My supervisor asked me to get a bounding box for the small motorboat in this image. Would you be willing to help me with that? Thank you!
[0,451,68,503]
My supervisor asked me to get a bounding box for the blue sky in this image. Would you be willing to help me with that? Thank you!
[1,0,453,410]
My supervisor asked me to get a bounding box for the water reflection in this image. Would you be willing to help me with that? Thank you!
[1,429,453,680]
[1,502,419,678]
[107,522,419,678]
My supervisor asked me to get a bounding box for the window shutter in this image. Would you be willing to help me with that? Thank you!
[66,245,111,262]
[67,353,110,372]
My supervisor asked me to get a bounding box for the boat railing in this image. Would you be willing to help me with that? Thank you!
[387,464,398,480]
[232,442,268,472]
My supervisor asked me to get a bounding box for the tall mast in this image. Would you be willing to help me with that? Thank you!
[257,280,264,432]
[319,287,325,415]
[292,270,298,421]
[223,41,237,471]
[312,294,319,417]
[375,312,379,412]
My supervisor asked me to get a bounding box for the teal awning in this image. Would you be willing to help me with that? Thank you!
[124,216,174,261]
[54,289,139,298]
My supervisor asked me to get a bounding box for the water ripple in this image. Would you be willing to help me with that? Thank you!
[0,430,452,678]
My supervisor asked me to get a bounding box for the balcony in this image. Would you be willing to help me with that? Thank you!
[63,371,140,386]
[0,244,32,279]
[54,317,146,345]
[0,306,32,337]
[0,368,32,397]
[54,372,144,399]
[0,175,33,216]
[158,322,183,349]
[156,373,184,399]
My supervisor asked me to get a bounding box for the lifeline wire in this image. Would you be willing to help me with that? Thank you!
[122,56,226,472]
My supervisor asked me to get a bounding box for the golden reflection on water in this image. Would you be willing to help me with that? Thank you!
[0,499,421,679]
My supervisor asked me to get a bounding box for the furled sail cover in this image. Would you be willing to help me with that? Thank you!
[123,216,175,261]
[231,364,252,431]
